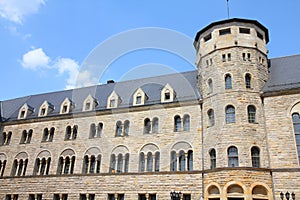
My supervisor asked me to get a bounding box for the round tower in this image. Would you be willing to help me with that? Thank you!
[194,18,270,170]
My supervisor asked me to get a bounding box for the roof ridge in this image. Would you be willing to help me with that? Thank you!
[270,53,300,60]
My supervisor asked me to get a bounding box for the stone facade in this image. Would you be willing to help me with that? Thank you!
[0,18,300,200]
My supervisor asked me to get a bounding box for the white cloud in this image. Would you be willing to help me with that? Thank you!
[0,0,45,24]
[55,58,80,89]
[21,48,50,70]
[21,48,97,89]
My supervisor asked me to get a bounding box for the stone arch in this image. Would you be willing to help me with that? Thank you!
[84,147,101,156]
[140,143,159,154]
[60,148,76,158]
[111,145,130,155]
[205,183,222,200]
[250,183,272,200]
[223,181,247,199]
[36,150,51,159]
[15,152,29,160]
[0,153,7,160]
[288,100,300,117]
[171,141,193,151]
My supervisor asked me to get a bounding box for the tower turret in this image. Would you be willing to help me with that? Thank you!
[194,18,270,170]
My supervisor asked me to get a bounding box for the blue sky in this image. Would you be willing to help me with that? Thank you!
[1,0,300,101]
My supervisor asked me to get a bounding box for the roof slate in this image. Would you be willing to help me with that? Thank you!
[263,54,300,93]
[0,70,200,122]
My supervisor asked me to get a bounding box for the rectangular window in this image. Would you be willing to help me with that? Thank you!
[136,96,142,104]
[227,53,231,61]
[183,194,192,200]
[54,194,68,200]
[247,53,251,61]
[62,105,68,113]
[222,54,226,62]
[110,99,116,107]
[149,194,156,200]
[257,30,264,40]
[5,195,18,200]
[242,53,246,61]
[239,27,250,34]
[20,111,25,118]
[204,33,212,42]
[138,194,146,200]
[219,28,231,35]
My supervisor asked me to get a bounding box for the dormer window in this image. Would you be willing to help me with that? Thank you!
[40,108,46,116]
[136,94,142,105]
[62,105,68,113]
[133,88,147,106]
[83,94,98,111]
[161,84,175,103]
[18,103,34,119]
[60,98,73,114]
[85,101,91,110]
[107,91,121,109]
[20,110,25,118]
[164,90,170,100]
[38,101,54,117]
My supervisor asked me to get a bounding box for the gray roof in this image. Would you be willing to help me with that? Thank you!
[1,54,300,123]
[263,54,300,93]
[0,70,200,122]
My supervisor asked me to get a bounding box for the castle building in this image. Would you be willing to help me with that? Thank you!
[1,18,300,200]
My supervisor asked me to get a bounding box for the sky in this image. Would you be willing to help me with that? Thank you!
[1,0,300,101]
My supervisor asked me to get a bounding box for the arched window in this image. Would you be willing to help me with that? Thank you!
[245,73,251,88]
[155,152,160,172]
[208,109,215,127]
[82,155,89,174]
[187,150,193,171]
[34,156,51,176]
[124,153,129,173]
[170,151,177,171]
[72,125,78,139]
[174,115,181,132]
[89,123,96,138]
[147,152,153,172]
[49,127,55,142]
[292,113,300,162]
[117,154,123,173]
[65,126,72,140]
[225,74,232,89]
[251,146,260,167]
[210,149,216,169]
[226,105,236,124]
[179,150,185,171]
[0,160,7,177]
[42,128,49,142]
[139,152,145,172]
[183,114,190,131]
[228,146,238,167]
[110,154,116,173]
[97,123,103,137]
[12,158,28,176]
[248,105,256,123]
[144,118,151,134]
[208,79,213,94]
[57,155,75,175]
[152,117,159,133]
[116,121,122,137]
[124,120,130,136]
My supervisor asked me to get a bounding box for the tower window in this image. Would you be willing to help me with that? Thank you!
[245,74,252,88]
[239,27,250,34]
[210,148,216,169]
[248,105,256,123]
[204,33,212,42]
[208,79,213,94]
[257,30,264,40]
[242,53,246,61]
[219,28,231,35]
[227,53,231,61]
[228,146,238,167]
[225,74,232,89]
[226,105,235,124]
[208,109,215,127]
[251,146,260,167]
[222,54,226,62]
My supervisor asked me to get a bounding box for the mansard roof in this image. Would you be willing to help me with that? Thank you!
[0,70,200,122]
[263,54,300,94]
